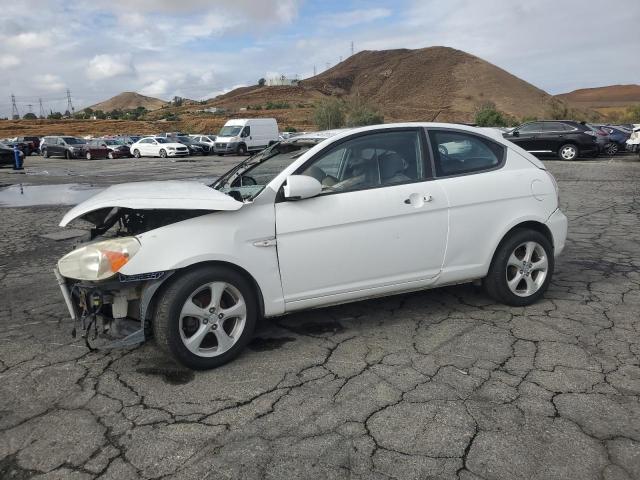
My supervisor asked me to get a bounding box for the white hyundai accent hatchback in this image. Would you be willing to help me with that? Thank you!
[55,123,567,369]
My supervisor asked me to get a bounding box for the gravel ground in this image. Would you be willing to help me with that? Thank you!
[0,153,639,480]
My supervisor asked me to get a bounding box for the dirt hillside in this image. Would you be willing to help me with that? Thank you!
[557,84,640,116]
[88,92,168,112]
[205,46,562,122]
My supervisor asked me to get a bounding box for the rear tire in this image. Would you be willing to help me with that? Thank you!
[154,266,257,370]
[558,144,578,161]
[605,143,618,156]
[65,150,72,160]
[108,151,114,159]
[483,228,554,307]
[42,149,49,158]
[85,152,92,160]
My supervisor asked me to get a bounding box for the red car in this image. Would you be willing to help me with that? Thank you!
[85,139,110,160]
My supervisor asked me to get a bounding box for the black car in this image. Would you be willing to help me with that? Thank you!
[2,140,30,156]
[176,136,209,155]
[0,143,24,167]
[503,120,599,161]
[41,136,88,159]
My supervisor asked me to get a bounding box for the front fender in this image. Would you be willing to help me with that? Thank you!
[119,202,285,316]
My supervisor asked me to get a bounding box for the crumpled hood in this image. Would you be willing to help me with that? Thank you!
[60,180,242,226]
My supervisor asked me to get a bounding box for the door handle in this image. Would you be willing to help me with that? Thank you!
[404,194,432,205]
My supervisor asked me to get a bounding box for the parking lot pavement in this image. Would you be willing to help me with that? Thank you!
[0,155,639,479]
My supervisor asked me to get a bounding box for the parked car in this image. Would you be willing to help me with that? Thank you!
[626,126,640,153]
[85,139,110,160]
[101,139,132,159]
[191,135,216,150]
[2,140,30,157]
[586,124,610,153]
[214,118,279,155]
[41,136,88,159]
[177,136,209,155]
[503,120,599,160]
[55,123,567,369]
[0,143,23,166]
[592,125,631,155]
[129,137,189,158]
[15,136,40,155]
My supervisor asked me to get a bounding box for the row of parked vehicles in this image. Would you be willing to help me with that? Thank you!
[502,120,639,160]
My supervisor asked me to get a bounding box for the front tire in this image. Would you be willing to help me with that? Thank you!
[42,149,49,158]
[237,144,247,156]
[85,152,92,160]
[483,229,554,306]
[558,144,578,161]
[154,266,257,370]
[605,143,618,156]
[159,149,167,158]
[108,151,114,159]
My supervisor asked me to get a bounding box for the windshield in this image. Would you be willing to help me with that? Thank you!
[177,136,193,144]
[64,137,86,144]
[212,142,310,201]
[219,126,243,137]
[104,139,122,145]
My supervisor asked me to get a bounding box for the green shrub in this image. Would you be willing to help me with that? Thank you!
[474,102,508,127]
[313,98,346,130]
[344,95,384,127]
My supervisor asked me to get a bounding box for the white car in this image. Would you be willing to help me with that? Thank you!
[129,136,189,158]
[191,135,217,149]
[55,123,567,369]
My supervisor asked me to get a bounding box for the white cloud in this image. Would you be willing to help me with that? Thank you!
[321,8,391,28]
[5,31,50,49]
[140,79,169,96]
[87,54,135,80]
[0,54,20,68]
[32,74,65,92]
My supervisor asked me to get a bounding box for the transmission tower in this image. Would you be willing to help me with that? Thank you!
[10,94,19,119]
[313,65,316,76]
[39,98,45,118]
[66,89,75,114]
[351,41,354,56]
[27,104,33,113]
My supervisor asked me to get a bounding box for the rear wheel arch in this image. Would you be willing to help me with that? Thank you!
[489,221,554,269]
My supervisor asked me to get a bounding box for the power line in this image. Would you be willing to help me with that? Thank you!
[66,89,74,114]
[10,94,19,119]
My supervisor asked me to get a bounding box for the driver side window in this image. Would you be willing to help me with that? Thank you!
[299,130,425,194]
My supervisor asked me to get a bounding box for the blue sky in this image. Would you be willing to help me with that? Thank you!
[0,0,638,117]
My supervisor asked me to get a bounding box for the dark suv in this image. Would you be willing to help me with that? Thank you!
[41,136,88,159]
[503,120,599,161]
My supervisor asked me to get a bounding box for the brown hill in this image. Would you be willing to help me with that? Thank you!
[557,84,640,116]
[88,92,168,112]
[206,46,567,123]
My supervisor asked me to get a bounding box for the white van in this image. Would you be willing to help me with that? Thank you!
[214,118,278,155]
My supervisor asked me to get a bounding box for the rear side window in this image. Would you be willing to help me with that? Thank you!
[428,130,505,177]
[518,122,544,133]
[544,122,570,132]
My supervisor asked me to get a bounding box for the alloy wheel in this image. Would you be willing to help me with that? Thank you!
[606,144,618,156]
[560,145,577,160]
[505,241,548,297]
[178,282,247,357]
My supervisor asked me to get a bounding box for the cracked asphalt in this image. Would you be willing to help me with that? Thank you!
[0,154,639,479]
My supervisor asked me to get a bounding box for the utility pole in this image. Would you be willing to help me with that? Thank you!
[313,65,316,76]
[39,98,45,118]
[10,94,19,119]
[351,41,354,56]
[66,89,74,115]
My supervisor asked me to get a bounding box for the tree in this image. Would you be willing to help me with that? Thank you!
[284,126,297,132]
[22,112,37,120]
[474,101,509,127]
[258,78,266,86]
[173,96,183,107]
[344,94,384,127]
[625,104,640,123]
[48,111,63,119]
[313,98,345,130]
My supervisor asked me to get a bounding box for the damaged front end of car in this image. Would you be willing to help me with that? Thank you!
[54,208,212,350]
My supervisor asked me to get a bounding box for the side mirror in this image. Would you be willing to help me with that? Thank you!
[283,175,322,200]
[512,130,519,137]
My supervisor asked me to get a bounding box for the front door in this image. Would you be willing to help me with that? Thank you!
[510,122,545,152]
[274,129,449,308]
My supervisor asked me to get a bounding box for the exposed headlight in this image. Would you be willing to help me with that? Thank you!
[58,237,141,281]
